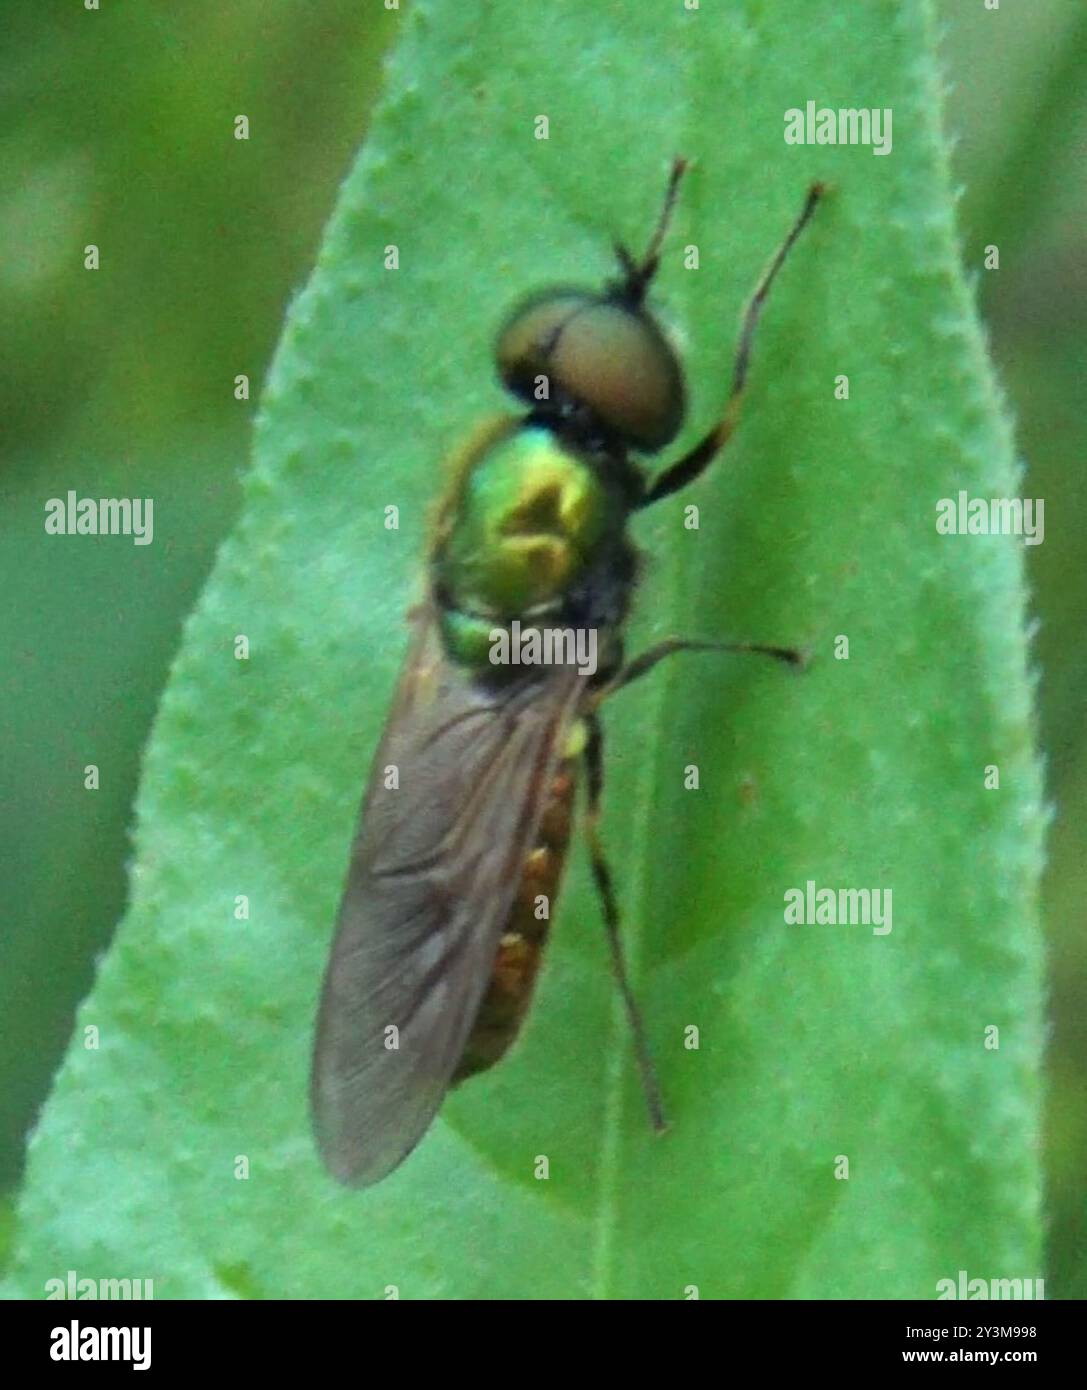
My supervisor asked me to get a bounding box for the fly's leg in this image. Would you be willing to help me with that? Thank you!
[582,712,667,1134]
[580,640,802,1135]
[602,637,807,700]
[641,182,824,507]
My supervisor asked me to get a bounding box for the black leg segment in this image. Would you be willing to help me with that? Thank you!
[642,182,825,507]
[582,713,668,1134]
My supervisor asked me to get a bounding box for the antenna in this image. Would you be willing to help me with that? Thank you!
[614,155,688,303]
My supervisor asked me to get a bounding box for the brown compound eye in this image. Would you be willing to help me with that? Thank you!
[495,291,685,453]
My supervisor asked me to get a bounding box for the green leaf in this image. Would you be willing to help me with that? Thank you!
[5,0,1044,1299]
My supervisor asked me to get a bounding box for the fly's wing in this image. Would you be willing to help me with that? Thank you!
[311,609,583,1186]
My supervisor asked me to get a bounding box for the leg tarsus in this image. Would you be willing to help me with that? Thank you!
[583,715,668,1135]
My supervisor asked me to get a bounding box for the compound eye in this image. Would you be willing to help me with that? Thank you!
[495,291,590,398]
[496,293,685,452]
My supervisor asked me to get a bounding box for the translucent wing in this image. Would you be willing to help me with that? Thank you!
[311,607,583,1186]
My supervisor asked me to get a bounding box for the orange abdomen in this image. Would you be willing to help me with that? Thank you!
[453,760,577,1082]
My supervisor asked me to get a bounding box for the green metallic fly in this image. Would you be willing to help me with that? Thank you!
[312,161,823,1186]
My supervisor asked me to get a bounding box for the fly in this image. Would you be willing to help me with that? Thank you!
[311,160,823,1186]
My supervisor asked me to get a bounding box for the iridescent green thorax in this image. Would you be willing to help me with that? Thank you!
[434,425,634,671]
[436,425,626,646]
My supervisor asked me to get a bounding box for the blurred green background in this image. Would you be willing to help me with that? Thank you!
[1,1,1083,1293]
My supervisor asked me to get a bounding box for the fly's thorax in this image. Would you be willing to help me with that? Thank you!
[436,424,627,621]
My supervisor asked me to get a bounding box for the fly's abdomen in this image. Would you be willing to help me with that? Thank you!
[453,758,577,1082]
